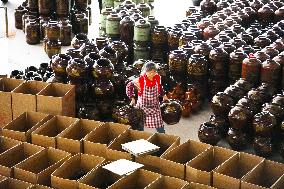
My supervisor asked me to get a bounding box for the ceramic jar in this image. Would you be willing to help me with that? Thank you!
[262,46,279,59]
[45,21,60,41]
[160,100,182,125]
[224,85,247,103]
[66,58,88,81]
[56,0,70,17]
[51,53,72,78]
[75,0,88,10]
[77,104,100,120]
[66,48,83,59]
[272,40,284,52]
[92,58,114,79]
[262,103,284,123]
[39,0,54,16]
[272,94,284,107]
[254,51,270,62]
[198,122,222,145]
[258,5,275,25]
[168,50,187,75]
[179,32,197,47]
[71,33,89,49]
[15,6,27,29]
[200,0,217,15]
[99,46,118,66]
[247,88,269,105]
[110,41,128,63]
[253,111,277,137]
[186,6,197,16]
[137,3,151,18]
[241,54,261,86]
[211,92,235,116]
[134,19,151,47]
[133,45,150,61]
[96,37,109,50]
[106,13,121,40]
[194,42,213,60]
[151,25,168,47]
[84,52,101,69]
[209,47,229,78]
[261,59,281,88]
[59,19,72,46]
[92,80,115,99]
[234,78,253,92]
[46,40,61,58]
[203,25,220,40]
[229,50,248,83]
[168,28,183,50]
[100,7,114,36]
[187,54,208,81]
[227,128,248,150]
[237,97,261,115]
[238,32,254,46]
[253,137,273,157]
[254,35,271,48]
[25,20,40,45]
[74,13,89,34]
[119,16,134,46]
[228,105,253,130]
[209,115,229,137]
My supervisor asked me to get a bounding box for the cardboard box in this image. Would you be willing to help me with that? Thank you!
[142,139,211,179]
[0,142,44,177]
[146,175,189,189]
[12,81,49,119]
[2,111,52,142]
[186,146,237,186]
[0,178,33,189]
[78,165,122,189]
[29,185,54,189]
[37,83,76,117]
[107,130,153,161]
[107,169,162,189]
[31,116,78,148]
[272,174,284,189]
[14,147,71,186]
[213,152,264,189]
[147,133,180,157]
[0,78,24,127]
[187,182,217,189]
[51,153,105,189]
[83,122,130,158]
[241,159,284,189]
[0,136,22,154]
[57,119,104,154]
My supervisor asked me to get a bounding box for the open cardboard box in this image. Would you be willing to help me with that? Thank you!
[51,153,105,189]
[37,83,76,117]
[213,152,264,189]
[2,111,52,142]
[78,165,122,189]
[107,130,153,161]
[57,119,104,154]
[145,175,189,189]
[138,139,210,179]
[29,185,54,189]
[83,122,130,158]
[107,169,162,189]
[0,136,22,154]
[12,81,49,119]
[241,159,284,189]
[0,178,33,189]
[14,147,71,186]
[0,78,24,127]
[187,182,217,189]
[272,174,284,189]
[31,115,79,148]
[147,133,180,157]
[0,142,44,177]
[186,146,237,186]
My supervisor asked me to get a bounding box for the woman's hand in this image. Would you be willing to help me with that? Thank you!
[130,98,136,106]
[163,94,169,102]
[133,78,141,91]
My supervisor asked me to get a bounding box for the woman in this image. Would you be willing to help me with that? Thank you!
[126,61,169,133]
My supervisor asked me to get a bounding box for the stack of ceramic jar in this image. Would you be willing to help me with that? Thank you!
[43,21,62,58]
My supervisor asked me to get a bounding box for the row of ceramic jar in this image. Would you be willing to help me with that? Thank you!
[102,0,154,10]
[27,0,91,17]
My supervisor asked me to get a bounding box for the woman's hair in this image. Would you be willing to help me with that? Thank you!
[141,61,158,75]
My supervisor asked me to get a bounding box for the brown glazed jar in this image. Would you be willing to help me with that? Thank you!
[217,0,229,11]
[186,6,197,17]
[74,13,88,34]
[15,6,27,29]
[203,25,220,40]
[254,51,270,62]
[179,32,197,48]
[71,33,89,49]
[272,94,284,107]
[51,54,72,78]
[220,42,236,54]
[258,5,275,25]
[168,50,188,74]
[250,0,263,11]
[25,20,40,45]
[28,0,38,12]
[247,88,270,105]
[261,59,281,88]
[151,25,168,47]
[84,52,101,69]
[241,53,261,86]
[230,38,246,48]
[66,58,88,82]
[56,0,70,17]
[39,0,54,16]
[95,37,109,50]
[246,27,260,39]
[59,19,72,46]
[160,100,182,125]
[272,26,284,37]
[215,22,228,31]
[231,25,245,34]
[253,111,277,137]
[227,128,248,150]
[66,48,83,59]
[272,40,284,52]
[244,7,257,22]
[46,40,61,58]
[262,103,284,123]
[99,46,118,66]
[262,46,279,59]
[211,92,235,116]
[75,0,88,10]
[234,78,254,92]
[110,41,128,64]
[209,115,229,137]
[93,80,115,99]
[210,15,223,25]
[45,21,60,41]
[92,58,114,79]
[253,137,273,157]
[119,16,134,46]
[254,35,271,48]
[197,19,213,31]
[228,105,253,130]
[187,54,208,81]
[229,50,248,83]
[237,97,261,115]
[200,0,217,15]
[238,33,254,46]
[181,44,195,59]
[275,7,284,22]
[198,122,222,145]
[168,28,183,51]
[265,30,279,42]
[209,47,229,78]
[194,42,213,60]
[106,13,121,40]
[207,38,221,48]
[224,85,247,103]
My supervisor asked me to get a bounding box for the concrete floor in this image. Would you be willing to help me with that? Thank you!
[1,0,283,163]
